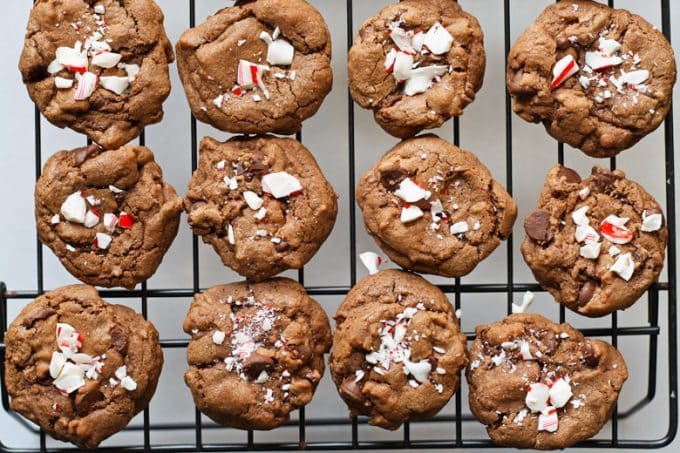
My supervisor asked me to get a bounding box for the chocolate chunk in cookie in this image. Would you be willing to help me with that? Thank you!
[19,0,174,149]
[4,285,163,448]
[176,0,333,135]
[507,0,676,157]
[184,135,338,281]
[348,0,485,138]
[330,270,467,430]
[183,279,331,430]
[35,145,183,289]
[356,135,517,278]
[466,313,627,449]
[521,165,667,317]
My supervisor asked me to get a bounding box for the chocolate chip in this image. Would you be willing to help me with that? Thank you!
[74,381,104,416]
[507,68,537,96]
[22,307,57,328]
[293,344,313,362]
[577,280,597,306]
[556,166,581,184]
[556,36,571,49]
[72,144,101,166]
[541,330,558,352]
[524,210,553,243]
[591,167,619,192]
[243,351,273,378]
[274,240,289,252]
[379,166,406,191]
[340,376,365,406]
[110,324,128,355]
[581,343,600,367]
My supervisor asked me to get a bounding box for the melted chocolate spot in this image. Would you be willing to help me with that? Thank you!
[243,352,273,378]
[72,144,101,166]
[22,307,57,328]
[340,376,365,406]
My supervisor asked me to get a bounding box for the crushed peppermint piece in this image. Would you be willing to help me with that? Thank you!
[610,252,635,281]
[538,407,559,432]
[262,172,302,198]
[260,28,295,66]
[512,291,535,314]
[95,232,112,250]
[224,176,239,190]
[359,251,383,275]
[213,94,224,108]
[578,187,591,200]
[571,206,590,226]
[91,51,121,68]
[118,212,134,229]
[641,210,663,232]
[551,55,579,89]
[212,331,226,345]
[237,60,270,97]
[422,22,454,55]
[354,369,365,382]
[549,378,573,408]
[599,215,633,244]
[450,221,469,235]
[94,4,105,14]
[50,214,61,224]
[394,178,431,202]
[585,51,623,71]
[103,213,118,232]
[109,185,124,194]
[514,409,529,425]
[580,241,601,259]
[100,75,128,95]
[404,359,431,383]
[403,65,449,96]
[121,376,137,391]
[401,205,424,223]
[519,340,533,360]
[525,383,550,413]
[74,72,98,100]
[243,191,264,210]
[227,224,236,245]
[55,77,74,89]
[83,210,100,228]
[61,192,87,223]
[254,207,267,220]
[598,37,622,56]
[609,245,621,256]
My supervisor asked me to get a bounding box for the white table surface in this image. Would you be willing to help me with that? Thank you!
[1,0,679,451]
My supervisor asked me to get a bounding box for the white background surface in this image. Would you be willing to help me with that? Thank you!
[1,0,679,451]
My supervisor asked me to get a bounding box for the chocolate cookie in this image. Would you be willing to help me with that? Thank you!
[522,165,667,317]
[356,135,517,278]
[35,144,183,289]
[348,0,485,138]
[507,0,676,158]
[184,135,337,281]
[4,285,163,448]
[19,0,174,149]
[176,0,333,135]
[183,278,331,430]
[329,269,467,430]
[466,313,627,449]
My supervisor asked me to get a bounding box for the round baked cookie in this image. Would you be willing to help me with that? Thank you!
[35,144,183,289]
[356,135,517,278]
[183,278,331,430]
[522,165,667,317]
[348,0,485,138]
[329,269,467,430]
[467,313,627,449]
[176,0,332,135]
[507,0,676,158]
[19,0,174,150]
[4,285,163,448]
[184,135,338,281]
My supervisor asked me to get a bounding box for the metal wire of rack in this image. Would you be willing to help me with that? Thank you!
[0,0,677,450]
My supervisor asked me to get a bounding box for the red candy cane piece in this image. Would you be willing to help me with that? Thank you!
[599,220,633,244]
[551,55,579,89]
[118,212,134,228]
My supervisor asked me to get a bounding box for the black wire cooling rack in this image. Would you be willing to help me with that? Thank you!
[0,0,677,451]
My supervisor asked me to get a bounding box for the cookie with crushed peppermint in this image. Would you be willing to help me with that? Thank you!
[176,0,332,135]
[348,0,485,138]
[35,144,183,289]
[4,285,163,448]
[329,269,467,430]
[466,313,627,449]
[19,0,174,149]
[356,134,517,278]
[184,135,338,281]
[183,278,331,430]
[507,0,676,158]
[522,165,667,317]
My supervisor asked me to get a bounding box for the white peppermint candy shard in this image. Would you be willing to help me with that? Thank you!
[100,76,129,95]
[109,185,124,194]
[224,176,239,191]
[611,252,635,281]
[401,205,424,223]
[55,44,87,70]
[74,71,98,100]
[404,359,431,383]
[621,69,650,86]
[579,187,591,200]
[55,77,74,89]
[227,224,236,245]
[243,191,264,210]
[393,52,414,82]
[50,214,61,224]
[519,340,533,360]
[261,172,302,198]
[120,63,140,82]
[61,192,87,223]
[103,213,118,232]
[403,65,449,96]
[388,24,415,54]
[585,51,623,71]
[115,366,127,381]
[512,291,535,314]
[579,75,591,89]
[537,407,559,432]
[83,210,100,228]
[53,362,85,394]
[49,352,66,379]
[91,51,121,68]
[95,232,112,250]
[47,59,65,74]
[237,60,270,96]
[384,48,397,71]
[571,206,590,226]
[549,378,573,408]
[394,178,430,203]
[598,37,622,56]
[525,383,550,413]
[575,224,599,244]
[609,245,621,256]
[450,221,469,235]
[121,376,137,391]
[359,251,382,275]
[641,211,663,232]
[254,207,267,220]
[422,22,453,55]
[212,331,226,345]
[94,4,105,14]
[266,38,295,66]
[551,54,579,89]
[580,241,601,259]
[603,215,629,227]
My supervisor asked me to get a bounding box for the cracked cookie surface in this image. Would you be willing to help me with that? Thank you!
[4,285,163,448]
[20,0,174,149]
[356,134,517,278]
[330,269,467,430]
[522,165,667,317]
[183,279,331,430]
[176,0,333,135]
[507,0,676,158]
[35,144,183,289]
[466,313,627,449]
[184,135,338,282]
[348,0,485,138]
